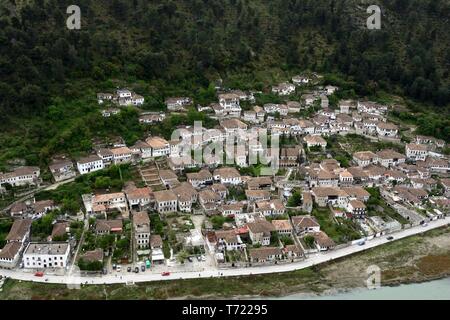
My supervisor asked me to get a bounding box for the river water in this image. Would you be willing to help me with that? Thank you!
[272,278,450,300]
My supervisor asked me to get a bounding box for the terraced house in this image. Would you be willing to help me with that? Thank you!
[0,166,41,189]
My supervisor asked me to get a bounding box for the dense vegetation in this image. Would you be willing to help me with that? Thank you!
[0,0,448,169]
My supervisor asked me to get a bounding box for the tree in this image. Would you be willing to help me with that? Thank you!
[304,235,315,248]
[287,191,302,207]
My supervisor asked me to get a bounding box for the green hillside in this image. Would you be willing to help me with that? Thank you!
[0,0,449,169]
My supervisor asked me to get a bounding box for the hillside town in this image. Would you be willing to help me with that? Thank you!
[0,73,449,279]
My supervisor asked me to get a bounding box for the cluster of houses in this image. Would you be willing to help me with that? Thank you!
[0,218,71,270]
[97,89,145,107]
[1,74,448,271]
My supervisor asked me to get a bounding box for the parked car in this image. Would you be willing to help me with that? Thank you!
[201,255,206,261]
[161,272,170,276]
[141,265,146,272]
[112,264,117,270]
[387,236,394,241]
[34,272,44,277]
[358,241,365,246]
[422,223,428,227]
[196,255,202,262]
[127,267,132,272]
[116,266,121,272]
[187,256,194,262]
[134,267,139,273]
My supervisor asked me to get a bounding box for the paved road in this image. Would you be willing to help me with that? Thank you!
[1,216,449,286]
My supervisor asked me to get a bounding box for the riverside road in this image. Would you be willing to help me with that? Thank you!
[1,216,449,286]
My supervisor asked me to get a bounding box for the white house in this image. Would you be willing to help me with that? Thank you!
[23,242,70,269]
[292,75,311,86]
[213,167,242,185]
[146,137,170,157]
[153,190,178,214]
[76,155,104,175]
[376,122,398,137]
[111,147,133,164]
[406,144,428,161]
[117,89,132,99]
[0,166,41,188]
[353,151,377,167]
[304,135,327,149]
[272,83,296,96]
[218,93,242,116]
[165,97,191,111]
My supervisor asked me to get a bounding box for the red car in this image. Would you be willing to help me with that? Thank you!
[34,271,44,277]
[161,272,170,276]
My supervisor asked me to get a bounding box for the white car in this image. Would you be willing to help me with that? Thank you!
[116,266,121,272]
[201,255,206,261]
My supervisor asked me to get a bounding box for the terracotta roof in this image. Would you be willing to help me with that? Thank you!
[342,187,370,199]
[304,135,326,144]
[6,219,32,242]
[81,249,104,263]
[291,215,319,229]
[249,247,282,259]
[51,222,69,239]
[284,244,303,255]
[219,93,240,100]
[199,189,221,202]
[93,192,125,203]
[159,170,178,181]
[312,187,346,198]
[215,229,239,243]
[173,182,198,201]
[220,118,247,130]
[49,160,73,172]
[10,202,28,214]
[377,122,398,130]
[406,143,428,151]
[110,147,132,155]
[0,242,22,260]
[32,200,55,213]
[211,184,228,193]
[271,220,293,231]
[146,137,169,149]
[153,190,177,202]
[349,199,366,209]
[246,220,275,235]
[95,219,123,232]
[126,187,152,201]
[312,231,335,247]
[78,155,102,164]
[186,169,212,181]
[133,211,150,226]
[376,149,405,160]
[150,234,163,247]
[247,176,273,188]
[353,151,377,161]
[302,191,313,204]
[214,167,241,179]
[245,190,271,199]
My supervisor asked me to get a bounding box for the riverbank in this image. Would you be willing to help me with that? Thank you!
[1,226,450,300]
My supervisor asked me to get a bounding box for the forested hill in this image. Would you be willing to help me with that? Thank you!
[0,0,449,119]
